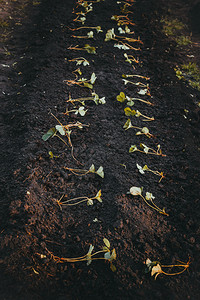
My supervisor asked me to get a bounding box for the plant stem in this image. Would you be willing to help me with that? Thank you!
[140,194,168,216]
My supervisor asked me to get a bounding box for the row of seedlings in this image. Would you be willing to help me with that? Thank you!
[42,0,117,272]
[113,1,190,279]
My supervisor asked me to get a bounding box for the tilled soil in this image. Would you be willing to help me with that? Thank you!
[0,0,200,299]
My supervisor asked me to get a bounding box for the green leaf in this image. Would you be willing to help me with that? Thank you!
[124,107,136,116]
[127,100,134,106]
[95,190,102,202]
[87,199,94,206]
[110,263,117,272]
[129,145,138,153]
[84,44,96,54]
[103,238,110,249]
[141,127,149,134]
[116,92,126,102]
[123,119,132,130]
[83,82,93,89]
[42,128,56,141]
[49,151,54,158]
[96,166,104,178]
[78,106,87,116]
[90,72,97,84]
[104,251,111,260]
[55,125,65,136]
[89,164,95,173]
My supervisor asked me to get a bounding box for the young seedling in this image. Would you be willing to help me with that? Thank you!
[136,163,165,182]
[138,87,151,97]
[69,26,103,33]
[128,187,168,216]
[114,41,141,51]
[64,163,104,178]
[46,238,116,272]
[42,127,68,147]
[66,92,106,106]
[120,2,133,14]
[118,25,134,34]
[116,92,153,106]
[124,119,154,138]
[111,15,136,26]
[72,30,94,39]
[124,107,154,121]
[105,28,142,45]
[68,57,90,66]
[65,106,88,116]
[129,144,166,157]
[73,15,86,25]
[73,3,93,18]
[124,53,139,65]
[122,74,150,80]
[105,28,143,50]
[42,113,88,161]
[123,79,148,88]
[145,258,190,280]
[64,72,97,89]
[56,190,102,209]
[68,44,97,54]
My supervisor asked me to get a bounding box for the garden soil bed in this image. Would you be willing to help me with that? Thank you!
[0,0,200,299]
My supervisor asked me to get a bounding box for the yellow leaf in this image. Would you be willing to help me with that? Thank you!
[103,238,110,249]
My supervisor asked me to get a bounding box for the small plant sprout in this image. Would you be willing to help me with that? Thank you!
[124,119,154,138]
[65,106,88,116]
[68,44,97,54]
[111,15,136,26]
[116,92,153,106]
[124,107,154,121]
[69,26,103,33]
[136,163,165,182]
[42,113,88,160]
[122,74,150,80]
[138,87,151,97]
[73,3,93,18]
[64,163,104,178]
[118,25,134,34]
[124,53,139,65]
[64,72,97,89]
[46,238,116,272]
[122,78,148,88]
[66,92,106,106]
[42,127,68,147]
[68,57,90,66]
[129,144,166,157]
[145,258,190,280]
[105,28,142,45]
[56,190,102,209]
[128,187,168,216]
[72,30,94,39]
[120,2,133,14]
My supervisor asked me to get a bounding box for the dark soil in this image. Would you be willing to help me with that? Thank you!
[1,0,200,299]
